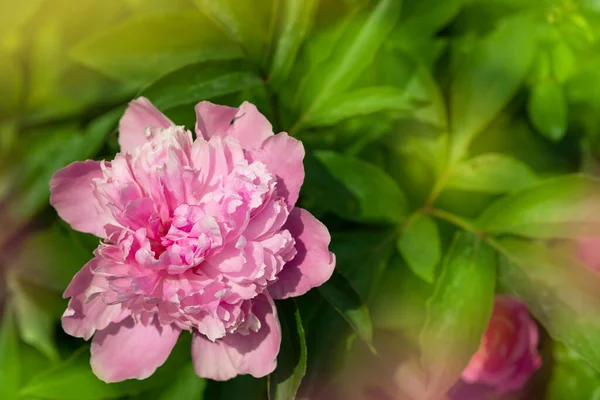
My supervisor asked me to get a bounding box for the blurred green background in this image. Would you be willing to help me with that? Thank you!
[4,0,600,399]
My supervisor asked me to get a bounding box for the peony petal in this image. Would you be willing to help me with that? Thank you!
[195,101,273,151]
[226,102,274,150]
[91,316,180,383]
[194,101,238,140]
[119,97,174,154]
[248,133,304,209]
[269,208,335,299]
[191,333,238,381]
[50,160,111,238]
[221,294,280,377]
[62,262,129,340]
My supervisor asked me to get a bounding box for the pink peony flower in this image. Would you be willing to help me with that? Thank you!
[460,295,541,393]
[50,98,335,382]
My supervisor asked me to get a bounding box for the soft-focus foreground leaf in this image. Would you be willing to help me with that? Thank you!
[419,232,496,400]
[477,175,600,238]
[497,238,600,373]
[450,15,537,161]
[297,0,402,121]
[331,229,396,299]
[21,336,193,400]
[445,153,538,194]
[547,343,600,400]
[72,13,241,84]
[0,51,22,117]
[269,300,307,400]
[319,272,375,352]
[268,0,319,89]
[528,80,568,142]
[194,0,275,66]
[0,306,19,400]
[397,214,441,284]
[393,0,460,39]
[303,86,413,128]
[314,150,407,224]
[8,274,63,361]
[142,60,263,110]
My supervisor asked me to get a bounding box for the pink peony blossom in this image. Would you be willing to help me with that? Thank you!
[460,295,541,393]
[50,98,335,382]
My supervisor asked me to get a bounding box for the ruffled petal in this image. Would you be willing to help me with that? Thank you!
[119,97,174,154]
[269,208,335,299]
[248,133,304,209]
[91,316,180,383]
[191,333,238,381]
[50,161,111,238]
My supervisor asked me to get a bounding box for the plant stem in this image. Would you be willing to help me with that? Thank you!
[426,208,481,235]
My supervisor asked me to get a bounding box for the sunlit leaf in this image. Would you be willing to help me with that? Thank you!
[477,175,600,238]
[528,80,568,142]
[0,306,19,400]
[445,153,538,194]
[397,214,441,283]
[72,13,241,84]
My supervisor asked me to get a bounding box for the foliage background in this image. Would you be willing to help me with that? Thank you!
[3,0,600,399]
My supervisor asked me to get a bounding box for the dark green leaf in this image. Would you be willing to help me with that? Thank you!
[303,86,413,127]
[528,80,568,142]
[319,272,375,352]
[450,15,537,161]
[419,231,496,399]
[71,13,241,84]
[315,151,408,224]
[445,153,538,194]
[269,300,307,400]
[269,0,320,89]
[477,175,600,238]
[0,305,19,400]
[330,229,396,300]
[497,238,600,373]
[397,214,441,283]
[142,60,263,110]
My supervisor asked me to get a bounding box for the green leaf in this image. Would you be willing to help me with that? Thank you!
[298,0,402,120]
[319,272,375,353]
[450,15,537,162]
[393,0,460,38]
[528,80,568,142]
[193,0,275,66]
[269,300,307,400]
[314,150,408,224]
[477,175,600,238]
[8,275,62,362]
[21,336,192,400]
[397,214,441,283]
[71,13,242,84]
[547,343,600,400]
[268,0,320,89]
[0,51,22,117]
[12,227,92,292]
[496,238,600,373]
[445,153,538,194]
[303,86,413,127]
[419,231,496,399]
[157,363,206,400]
[0,305,19,400]
[330,229,396,300]
[142,60,263,110]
